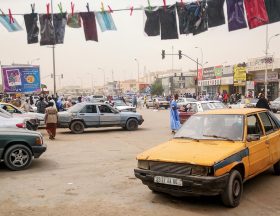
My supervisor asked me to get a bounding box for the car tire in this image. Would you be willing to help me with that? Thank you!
[221,170,243,208]
[4,144,33,171]
[272,109,277,113]
[70,121,85,134]
[26,121,38,131]
[165,106,168,109]
[146,105,149,109]
[273,161,280,175]
[126,118,139,131]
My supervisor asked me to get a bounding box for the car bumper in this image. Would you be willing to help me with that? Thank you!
[138,119,144,125]
[58,122,70,128]
[134,169,229,196]
[32,144,47,158]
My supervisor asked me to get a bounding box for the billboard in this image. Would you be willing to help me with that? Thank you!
[1,66,41,93]
[234,65,246,86]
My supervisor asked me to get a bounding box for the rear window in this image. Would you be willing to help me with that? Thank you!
[201,102,226,111]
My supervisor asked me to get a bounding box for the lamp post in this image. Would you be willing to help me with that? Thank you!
[265,27,280,98]
[134,58,140,83]
[195,47,204,94]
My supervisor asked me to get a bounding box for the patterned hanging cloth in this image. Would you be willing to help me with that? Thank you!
[95,11,117,32]
[0,12,23,32]
[143,7,160,36]
[80,12,98,41]
[244,0,268,29]
[264,0,280,24]
[226,0,247,31]
[24,13,39,44]
[159,5,178,40]
[207,0,226,28]
[53,13,67,44]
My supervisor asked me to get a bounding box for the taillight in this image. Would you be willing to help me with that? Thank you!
[16,123,25,128]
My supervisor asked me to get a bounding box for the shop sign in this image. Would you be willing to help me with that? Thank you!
[197,68,203,80]
[200,78,221,86]
[221,77,233,85]
[234,66,246,86]
[222,65,233,75]
[202,67,215,80]
[247,56,275,71]
[246,81,255,90]
[253,71,278,82]
[214,65,222,78]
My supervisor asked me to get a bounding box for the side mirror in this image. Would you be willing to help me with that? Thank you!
[247,134,260,142]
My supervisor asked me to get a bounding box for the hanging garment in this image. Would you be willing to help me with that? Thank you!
[53,13,67,44]
[95,11,117,32]
[39,14,55,46]
[67,13,82,28]
[265,0,280,23]
[0,14,23,32]
[226,0,247,31]
[24,13,39,44]
[176,2,208,35]
[80,12,98,41]
[244,0,268,29]
[143,7,160,36]
[159,5,178,40]
[207,0,226,28]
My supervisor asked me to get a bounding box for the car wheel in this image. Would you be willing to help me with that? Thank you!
[221,170,243,208]
[272,109,277,113]
[70,121,85,134]
[146,105,149,109]
[4,144,33,171]
[26,121,37,131]
[165,106,168,109]
[273,161,280,175]
[126,118,139,131]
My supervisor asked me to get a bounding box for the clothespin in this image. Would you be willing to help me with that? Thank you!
[46,3,50,15]
[163,0,167,11]
[147,0,152,11]
[130,6,134,16]
[71,2,74,16]
[58,2,63,15]
[31,3,35,13]
[101,2,105,13]
[8,9,14,24]
[108,5,113,13]
[86,3,90,12]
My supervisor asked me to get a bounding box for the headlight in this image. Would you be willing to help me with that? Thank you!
[35,136,43,145]
[191,166,210,176]
[138,160,150,170]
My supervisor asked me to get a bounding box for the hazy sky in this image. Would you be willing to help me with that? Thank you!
[0,0,280,90]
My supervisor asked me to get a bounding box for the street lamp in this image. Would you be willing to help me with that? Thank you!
[195,46,204,94]
[134,58,140,83]
[265,31,280,98]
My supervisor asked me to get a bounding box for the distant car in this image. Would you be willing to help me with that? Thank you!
[0,128,47,171]
[135,108,280,207]
[229,98,259,109]
[270,97,280,113]
[58,102,144,134]
[0,102,44,128]
[177,97,197,108]
[146,98,169,109]
[89,95,107,103]
[107,100,136,112]
[179,101,227,124]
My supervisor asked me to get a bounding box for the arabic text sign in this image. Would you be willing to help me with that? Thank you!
[234,66,246,86]
[1,66,41,93]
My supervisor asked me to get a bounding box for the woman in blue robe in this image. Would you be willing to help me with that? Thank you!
[170,94,181,133]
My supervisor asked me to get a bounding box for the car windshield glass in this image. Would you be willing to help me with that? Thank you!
[114,100,127,106]
[201,102,226,111]
[174,114,244,141]
[67,103,85,113]
[0,108,12,117]
[157,98,165,101]
[186,98,197,102]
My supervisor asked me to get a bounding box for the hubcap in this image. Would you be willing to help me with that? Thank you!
[75,124,82,131]
[9,149,29,167]
[129,121,136,129]
[233,180,241,198]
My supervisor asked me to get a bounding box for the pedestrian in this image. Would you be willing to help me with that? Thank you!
[36,97,47,114]
[20,99,32,112]
[170,94,181,134]
[132,95,137,108]
[45,102,58,140]
[256,93,270,110]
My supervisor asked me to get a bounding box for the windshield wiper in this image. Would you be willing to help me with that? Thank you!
[202,134,235,142]
[174,136,199,142]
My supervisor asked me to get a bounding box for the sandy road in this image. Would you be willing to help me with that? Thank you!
[0,109,280,216]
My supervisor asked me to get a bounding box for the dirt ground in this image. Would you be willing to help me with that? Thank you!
[1,109,280,216]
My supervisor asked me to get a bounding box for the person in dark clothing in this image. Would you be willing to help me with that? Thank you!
[256,93,270,110]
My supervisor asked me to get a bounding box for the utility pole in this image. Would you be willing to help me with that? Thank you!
[51,0,57,96]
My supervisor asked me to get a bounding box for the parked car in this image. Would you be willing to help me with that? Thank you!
[106,100,136,112]
[135,108,280,207]
[0,113,27,129]
[146,98,170,109]
[229,98,259,109]
[270,97,280,113]
[177,97,197,108]
[0,107,38,130]
[179,101,227,124]
[0,102,43,128]
[0,128,47,171]
[58,102,144,134]
[89,95,107,103]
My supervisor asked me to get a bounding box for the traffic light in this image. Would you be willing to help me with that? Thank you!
[161,50,165,59]
[178,50,182,59]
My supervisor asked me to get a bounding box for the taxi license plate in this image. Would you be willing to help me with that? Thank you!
[154,176,183,186]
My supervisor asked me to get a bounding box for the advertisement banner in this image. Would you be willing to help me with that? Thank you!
[234,66,246,86]
[247,56,275,71]
[222,65,233,75]
[214,65,222,78]
[197,68,203,80]
[1,66,41,93]
[203,67,215,80]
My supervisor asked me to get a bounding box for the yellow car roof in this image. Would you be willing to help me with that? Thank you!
[198,108,267,115]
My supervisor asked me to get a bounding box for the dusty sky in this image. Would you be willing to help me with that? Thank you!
[0,0,280,90]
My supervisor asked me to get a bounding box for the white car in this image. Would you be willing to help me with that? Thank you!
[106,100,136,112]
[229,98,258,109]
[0,113,26,129]
[177,97,198,108]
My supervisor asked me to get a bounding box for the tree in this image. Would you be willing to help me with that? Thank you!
[151,79,164,96]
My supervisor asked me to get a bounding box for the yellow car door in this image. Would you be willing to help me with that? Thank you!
[258,112,280,164]
[246,114,270,176]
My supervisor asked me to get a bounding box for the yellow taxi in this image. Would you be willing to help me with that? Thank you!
[134,108,280,207]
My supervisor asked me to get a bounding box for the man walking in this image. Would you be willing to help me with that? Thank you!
[256,93,270,110]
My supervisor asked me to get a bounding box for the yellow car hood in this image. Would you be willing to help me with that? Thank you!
[137,139,245,166]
